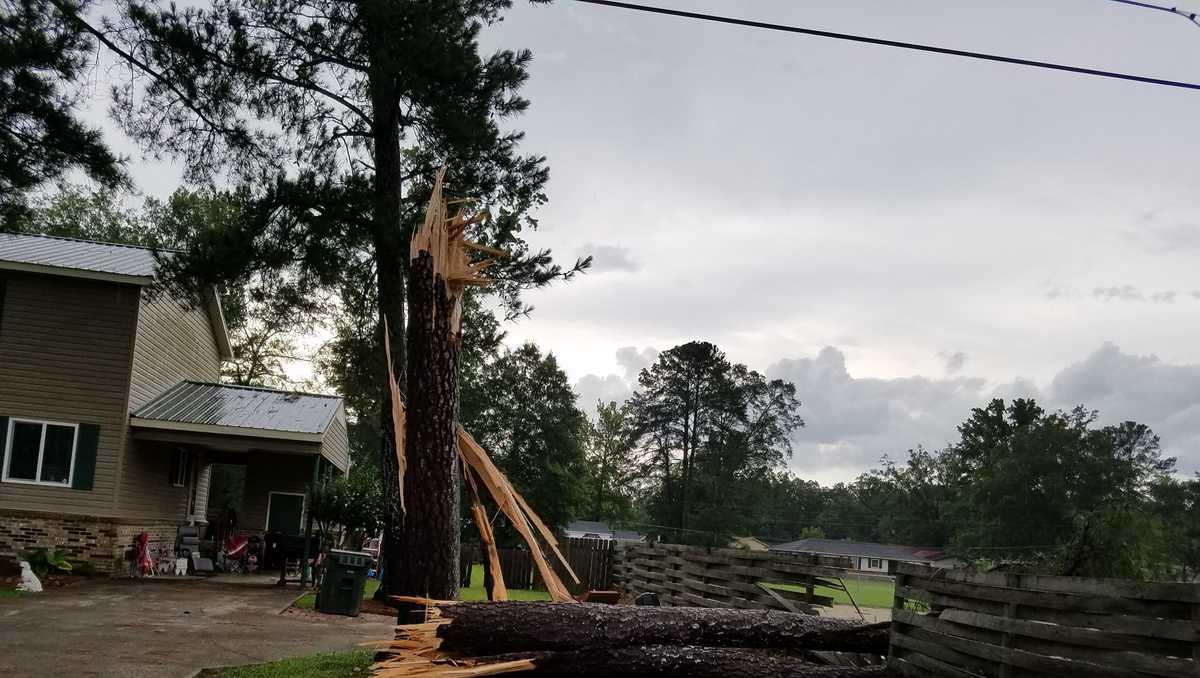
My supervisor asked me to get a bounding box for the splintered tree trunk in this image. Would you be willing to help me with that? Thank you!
[499,647,885,678]
[392,250,461,611]
[435,603,890,656]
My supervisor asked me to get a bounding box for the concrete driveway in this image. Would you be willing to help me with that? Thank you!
[0,575,394,678]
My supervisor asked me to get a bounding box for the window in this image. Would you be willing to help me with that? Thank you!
[868,558,882,569]
[170,448,190,488]
[3,419,77,486]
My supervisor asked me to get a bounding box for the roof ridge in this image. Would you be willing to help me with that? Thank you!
[181,380,342,400]
[0,230,182,254]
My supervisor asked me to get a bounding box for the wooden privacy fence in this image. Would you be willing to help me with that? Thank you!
[888,562,1200,678]
[462,538,616,593]
[613,541,856,612]
[560,537,614,592]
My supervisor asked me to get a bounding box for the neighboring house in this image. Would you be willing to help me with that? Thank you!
[729,536,769,551]
[0,233,349,572]
[564,520,644,543]
[769,538,956,573]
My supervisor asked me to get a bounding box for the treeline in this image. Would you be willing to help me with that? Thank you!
[581,342,1200,582]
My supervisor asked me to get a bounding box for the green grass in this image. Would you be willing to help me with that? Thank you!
[201,650,373,678]
[773,576,895,609]
[293,578,380,610]
[0,589,22,601]
[458,563,550,602]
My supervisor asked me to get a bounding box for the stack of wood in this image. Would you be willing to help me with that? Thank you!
[373,599,889,677]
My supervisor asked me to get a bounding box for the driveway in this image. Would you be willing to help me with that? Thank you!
[0,575,394,678]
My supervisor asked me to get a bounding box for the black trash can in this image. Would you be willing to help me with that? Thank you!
[316,549,372,616]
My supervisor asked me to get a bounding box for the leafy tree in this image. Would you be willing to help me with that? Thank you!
[627,341,803,543]
[466,342,589,539]
[942,399,1175,575]
[0,0,125,217]
[584,400,640,526]
[309,470,385,550]
[1148,475,1200,580]
[89,0,588,601]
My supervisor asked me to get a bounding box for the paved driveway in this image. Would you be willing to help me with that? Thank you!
[0,575,394,678]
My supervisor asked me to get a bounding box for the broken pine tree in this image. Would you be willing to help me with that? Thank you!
[384,167,575,611]
[372,600,889,677]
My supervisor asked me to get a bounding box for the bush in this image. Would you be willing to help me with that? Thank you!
[20,548,73,577]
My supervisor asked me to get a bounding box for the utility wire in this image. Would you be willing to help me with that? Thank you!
[571,0,1200,92]
[1103,0,1200,28]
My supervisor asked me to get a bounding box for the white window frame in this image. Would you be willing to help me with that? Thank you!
[2,418,78,487]
[265,491,307,534]
[868,558,882,569]
[171,448,191,488]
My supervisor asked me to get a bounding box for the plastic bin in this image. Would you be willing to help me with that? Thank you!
[316,549,372,616]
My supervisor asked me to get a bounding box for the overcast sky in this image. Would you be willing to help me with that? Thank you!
[94,0,1200,484]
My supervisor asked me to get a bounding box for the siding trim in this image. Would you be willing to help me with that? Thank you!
[0,261,152,287]
[130,417,324,442]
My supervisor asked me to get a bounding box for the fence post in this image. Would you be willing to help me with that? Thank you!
[886,570,906,672]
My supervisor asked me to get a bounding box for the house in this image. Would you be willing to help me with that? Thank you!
[0,233,349,573]
[729,536,769,551]
[769,538,956,573]
[564,520,644,543]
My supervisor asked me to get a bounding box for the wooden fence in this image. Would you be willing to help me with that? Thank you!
[888,562,1200,678]
[613,541,856,612]
[461,537,616,593]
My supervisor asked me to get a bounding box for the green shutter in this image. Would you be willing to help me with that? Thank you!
[0,416,8,476]
[72,424,99,491]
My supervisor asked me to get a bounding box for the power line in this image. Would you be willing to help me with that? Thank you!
[1103,0,1200,28]
[571,0,1200,92]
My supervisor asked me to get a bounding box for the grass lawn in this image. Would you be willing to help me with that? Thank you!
[773,576,895,609]
[0,589,21,601]
[458,563,550,602]
[201,650,373,678]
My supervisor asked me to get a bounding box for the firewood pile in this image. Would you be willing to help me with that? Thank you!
[372,599,889,677]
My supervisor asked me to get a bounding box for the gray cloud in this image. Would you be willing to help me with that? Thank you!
[577,243,641,273]
[1093,285,1144,302]
[572,343,1200,483]
[615,345,658,382]
[937,350,968,374]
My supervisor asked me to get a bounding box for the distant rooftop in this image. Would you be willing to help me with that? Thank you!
[132,381,342,436]
[770,538,945,562]
[0,232,169,283]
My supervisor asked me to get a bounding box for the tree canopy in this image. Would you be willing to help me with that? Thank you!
[0,0,125,217]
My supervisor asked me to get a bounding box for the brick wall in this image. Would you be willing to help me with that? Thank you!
[0,509,182,575]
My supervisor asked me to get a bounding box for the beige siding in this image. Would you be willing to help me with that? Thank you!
[127,293,220,410]
[118,292,222,519]
[321,404,350,472]
[118,439,191,521]
[241,452,317,532]
[0,272,140,516]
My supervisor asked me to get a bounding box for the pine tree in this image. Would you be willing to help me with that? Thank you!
[71,0,587,602]
[0,0,125,217]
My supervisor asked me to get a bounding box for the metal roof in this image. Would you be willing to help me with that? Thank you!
[0,232,166,283]
[131,381,341,435]
[769,538,945,563]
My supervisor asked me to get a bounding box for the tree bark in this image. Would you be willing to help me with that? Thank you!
[435,602,890,656]
[363,0,408,602]
[473,647,885,678]
[391,250,461,613]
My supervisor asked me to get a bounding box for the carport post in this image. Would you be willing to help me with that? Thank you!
[300,456,319,587]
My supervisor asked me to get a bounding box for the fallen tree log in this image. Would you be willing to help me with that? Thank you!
[464,646,885,678]
[434,602,889,656]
